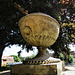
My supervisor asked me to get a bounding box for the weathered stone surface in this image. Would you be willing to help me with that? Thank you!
[18,13,60,62]
[18,13,60,47]
[10,61,63,75]
[23,57,61,64]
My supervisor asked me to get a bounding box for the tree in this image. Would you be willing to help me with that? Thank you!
[50,0,75,63]
[10,55,21,62]
[0,0,27,69]
[0,0,75,69]
[25,54,36,61]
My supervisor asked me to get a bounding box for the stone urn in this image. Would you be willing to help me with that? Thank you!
[18,13,60,64]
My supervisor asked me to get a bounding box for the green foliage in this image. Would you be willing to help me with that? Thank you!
[25,54,36,61]
[59,53,74,63]
[30,54,36,59]
[0,66,10,71]
[0,63,10,71]
[59,53,64,61]
[21,57,25,62]
[64,55,69,63]
[68,54,73,63]
[25,57,32,61]
[10,55,21,62]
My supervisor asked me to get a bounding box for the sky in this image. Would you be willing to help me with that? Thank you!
[3,45,38,57]
[3,44,75,57]
[69,44,75,51]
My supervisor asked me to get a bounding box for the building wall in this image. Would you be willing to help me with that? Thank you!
[2,60,7,66]
[2,56,14,67]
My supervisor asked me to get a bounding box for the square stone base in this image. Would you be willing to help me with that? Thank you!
[10,61,63,75]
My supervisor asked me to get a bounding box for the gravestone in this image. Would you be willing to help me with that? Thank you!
[10,13,63,75]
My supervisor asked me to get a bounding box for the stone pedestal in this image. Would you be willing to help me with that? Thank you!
[10,61,63,75]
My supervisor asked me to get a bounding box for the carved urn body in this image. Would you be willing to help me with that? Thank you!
[18,13,60,63]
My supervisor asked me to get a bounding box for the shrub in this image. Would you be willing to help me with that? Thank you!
[59,53,64,60]
[68,54,73,63]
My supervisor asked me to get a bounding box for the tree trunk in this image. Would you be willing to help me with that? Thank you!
[0,46,5,70]
[0,52,2,70]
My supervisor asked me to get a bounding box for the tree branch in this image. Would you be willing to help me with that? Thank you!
[14,2,28,15]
